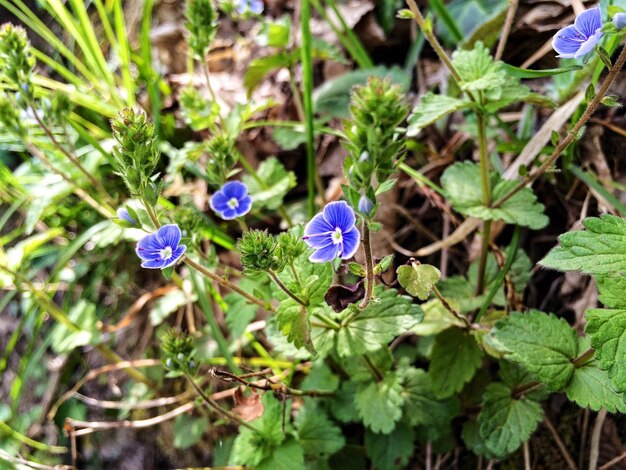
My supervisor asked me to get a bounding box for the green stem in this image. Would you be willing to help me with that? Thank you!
[268,270,308,307]
[185,257,273,311]
[184,373,259,432]
[202,57,225,129]
[301,0,317,218]
[493,44,626,209]
[475,112,491,296]
[241,120,344,139]
[143,199,161,228]
[0,421,67,454]
[475,225,521,323]
[359,221,375,309]
[325,0,374,68]
[313,311,341,330]
[571,347,595,368]
[288,260,302,288]
[432,286,471,329]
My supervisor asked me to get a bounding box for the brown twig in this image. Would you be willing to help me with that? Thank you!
[495,0,518,60]
[543,414,577,470]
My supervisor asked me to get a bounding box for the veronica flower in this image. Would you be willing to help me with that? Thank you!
[553,7,603,59]
[117,207,136,225]
[358,194,374,216]
[210,181,253,220]
[303,201,361,263]
[235,0,263,14]
[136,224,187,269]
[614,12,626,30]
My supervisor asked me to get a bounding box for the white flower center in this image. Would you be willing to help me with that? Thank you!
[159,246,173,260]
[227,198,239,209]
[331,227,343,245]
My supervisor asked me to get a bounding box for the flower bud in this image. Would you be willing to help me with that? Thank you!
[614,12,626,30]
[358,194,374,216]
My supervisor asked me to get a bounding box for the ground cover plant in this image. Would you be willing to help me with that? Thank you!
[4,0,626,468]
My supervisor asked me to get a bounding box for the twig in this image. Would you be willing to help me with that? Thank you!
[599,451,626,470]
[495,0,518,60]
[589,409,608,470]
[543,414,577,470]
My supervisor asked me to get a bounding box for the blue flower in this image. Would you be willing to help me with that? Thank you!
[235,0,263,14]
[303,201,361,263]
[553,7,603,59]
[210,181,253,220]
[358,194,374,216]
[136,224,187,269]
[117,207,136,225]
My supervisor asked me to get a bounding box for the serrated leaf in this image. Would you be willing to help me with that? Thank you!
[452,42,506,95]
[487,310,577,390]
[430,328,484,398]
[256,438,305,470]
[565,338,626,412]
[355,373,404,434]
[406,93,470,136]
[301,361,340,393]
[585,308,626,392]
[295,406,345,458]
[596,275,626,308]
[399,367,460,430]
[243,157,297,211]
[539,215,626,275]
[442,161,548,229]
[478,383,543,458]
[173,415,209,449]
[276,300,313,353]
[396,263,441,300]
[335,288,424,357]
[365,421,415,469]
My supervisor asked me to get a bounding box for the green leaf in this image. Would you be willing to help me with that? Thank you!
[313,66,410,119]
[539,215,626,275]
[276,300,313,353]
[406,93,470,136]
[256,438,305,470]
[355,373,404,434]
[335,288,424,357]
[364,421,415,469]
[396,263,441,300]
[300,361,340,393]
[244,52,295,95]
[487,310,578,390]
[224,291,258,338]
[462,419,497,459]
[441,161,548,229]
[452,42,506,94]
[596,275,626,308]
[429,328,484,398]
[501,63,582,78]
[243,157,297,211]
[295,405,345,459]
[410,298,466,336]
[173,415,209,449]
[49,300,101,353]
[585,308,626,392]
[478,383,543,458]
[565,338,626,412]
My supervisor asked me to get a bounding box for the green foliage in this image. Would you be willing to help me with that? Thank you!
[180,85,219,131]
[406,93,470,136]
[49,300,100,353]
[441,161,548,229]
[365,421,415,469]
[539,214,626,275]
[242,157,297,211]
[205,134,239,186]
[585,308,626,392]
[354,372,404,434]
[185,0,218,58]
[396,262,441,300]
[429,328,484,398]
[477,383,543,458]
[0,23,34,85]
[173,415,209,449]
[487,310,577,390]
[295,403,345,461]
[236,229,284,274]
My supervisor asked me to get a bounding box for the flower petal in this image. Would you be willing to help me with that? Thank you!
[210,191,229,212]
[219,208,239,220]
[552,25,585,58]
[575,7,602,38]
[309,243,339,263]
[322,201,356,231]
[236,195,253,217]
[340,226,361,259]
[157,224,181,249]
[574,29,603,58]
[161,245,187,268]
[304,212,333,236]
[222,181,248,200]
[141,258,168,269]
[136,233,163,260]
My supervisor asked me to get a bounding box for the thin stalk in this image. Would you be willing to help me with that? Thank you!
[242,119,344,138]
[0,421,67,454]
[184,372,259,432]
[325,0,374,68]
[143,200,161,228]
[190,271,240,374]
[268,270,308,307]
[432,286,471,329]
[29,102,113,205]
[301,0,317,218]
[359,220,375,309]
[475,112,491,296]
[184,257,272,311]
[494,45,626,209]
[288,66,306,121]
[363,354,384,382]
[495,0,518,60]
[202,58,225,129]
[313,311,341,330]
[288,260,302,288]
[571,347,595,367]
[475,225,521,323]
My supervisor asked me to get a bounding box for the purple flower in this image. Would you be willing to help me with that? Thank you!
[136,224,187,269]
[303,201,361,263]
[117,207,136,225]
[210,181,253,220]
[553,7,603,59]
[236,0,263,14]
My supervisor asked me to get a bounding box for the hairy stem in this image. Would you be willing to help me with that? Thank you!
[475,112,491,296]
[268,270,308,307]
[432,286,471,329]
[359,220,375,309]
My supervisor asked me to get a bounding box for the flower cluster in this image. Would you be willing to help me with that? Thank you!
[553,7,603,59]
[210,181,252,220]
[303,201,360,263]
[136,224,187,269]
